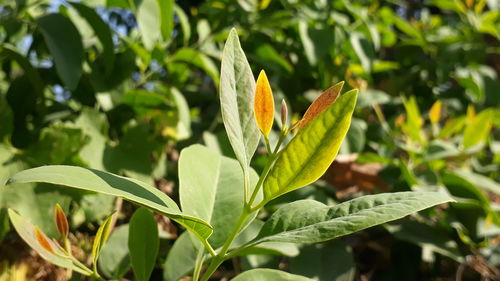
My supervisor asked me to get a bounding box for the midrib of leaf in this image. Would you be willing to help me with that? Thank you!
[252,192,453,245]
[264,91,355,198]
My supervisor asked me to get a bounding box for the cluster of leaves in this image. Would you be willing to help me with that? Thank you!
[0,0,499,280]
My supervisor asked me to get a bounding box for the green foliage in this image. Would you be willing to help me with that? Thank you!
[1,0,499,280]
[128,208,159,281]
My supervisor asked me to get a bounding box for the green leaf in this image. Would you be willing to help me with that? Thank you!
[91,212,114,267]
[0,145,73,237]
[0,208,10,243]
[179,145,260,248]
[37,14,83,90]
[438,116,466,138]
[452,170,500,195]
[6,165,213,243]
[248,192,453,245]
[220,28,260,174]
[174,5,190,45]
[231,269,314,281]
[135,0,163,49]
[463,109,493,149]
[263,90,358,201]
[129,208,159,281]
[98,224,130,279]
[0,45,44,95]
[386,220,463,262]
[70,2,115,74]
[171,48,220,85]
[157,0,174,42]
[402,96,423,144]
[290,241,355,281]
[8,209,89,275]
[163,232,199,281]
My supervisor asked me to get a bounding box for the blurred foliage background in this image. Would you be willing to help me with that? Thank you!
[0,0,499,280]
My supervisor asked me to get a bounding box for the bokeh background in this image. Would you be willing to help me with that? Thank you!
[0,0,499,280]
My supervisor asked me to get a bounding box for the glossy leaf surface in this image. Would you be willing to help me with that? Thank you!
[263,90,358,201]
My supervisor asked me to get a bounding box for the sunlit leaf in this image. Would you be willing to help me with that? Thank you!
[463,109,493,149]
[91,213,114,267]
[6,166,213,243]
[248,192,454,245]
[254,70,275,137]
[299,81,344,129]
[429,100,442,124]
[220,28,260,175]
[262,90,357,201]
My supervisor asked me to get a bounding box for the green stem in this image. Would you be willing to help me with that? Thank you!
[199,131,289,281]
[192,249,206,281]
[200,206,252,281]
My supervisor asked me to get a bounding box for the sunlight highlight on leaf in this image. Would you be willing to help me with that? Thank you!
[299,81,344,129]
[429,100,442,124]
[254,70,275,137]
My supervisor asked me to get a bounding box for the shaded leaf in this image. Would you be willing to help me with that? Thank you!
[98,224,130,279]
[129,208,159,281]
[70,2,115,73]
[37,14,83,90]
[163,232,199,281]
[231,269,314,281]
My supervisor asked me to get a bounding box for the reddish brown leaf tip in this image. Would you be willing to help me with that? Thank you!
[54,204,69,238]
[35,227,54,253]
[300,81,345,129]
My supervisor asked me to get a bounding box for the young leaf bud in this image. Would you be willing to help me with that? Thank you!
[54,204,69,238]
[281,99,288,127]
[254,70,275,137]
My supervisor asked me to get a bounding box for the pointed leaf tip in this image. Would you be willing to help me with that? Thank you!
[254,70,275,137]
[54,204,69,238]
[300,81,345,129]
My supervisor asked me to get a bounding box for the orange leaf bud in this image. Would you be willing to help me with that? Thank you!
[254,70,275,137]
